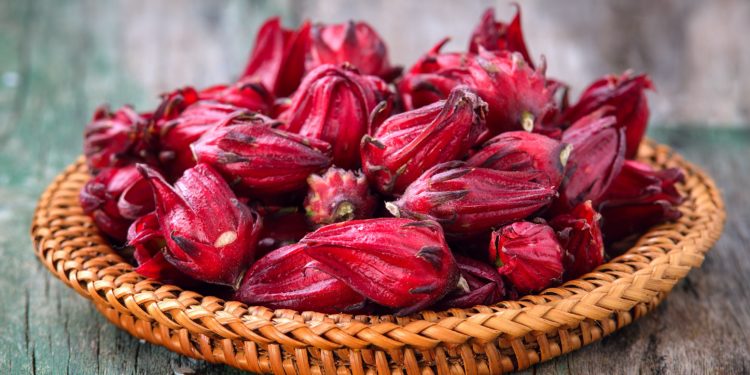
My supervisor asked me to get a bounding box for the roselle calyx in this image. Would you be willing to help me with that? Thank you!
[596,160,684,244]
[388,161,557,235]
[549,201,605,280]
[282,64,393,169]
[300,218,459,315]
[83,105,151,174]
[154,82,273,122]
[361,86,487,195]
[151,87,201,125]
[563,72,653,158]
[199,80,274,114]
[468,6,535,68]
[399,49,557,135]
[138,163,262,288]
[155,100,249,180]
[234,243,366,313]
[554,110,625,213]
[467,131,571,188]
[490,221,564,293]
[308,21,401,82]
[467,50,558,134]
[192,115,332,197]
[241,17,311,97]
[127,212,200,286]
[79,165,154,242]
[409,38,470,75]
[437,254,506,309]
[398,38,471,110]
[305,167,376,226]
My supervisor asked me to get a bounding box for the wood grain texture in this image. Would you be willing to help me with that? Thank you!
[0,1,748,374]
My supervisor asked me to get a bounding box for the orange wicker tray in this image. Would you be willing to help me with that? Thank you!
[31,140,724,374]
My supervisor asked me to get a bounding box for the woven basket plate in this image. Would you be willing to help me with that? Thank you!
[31,140,725,374]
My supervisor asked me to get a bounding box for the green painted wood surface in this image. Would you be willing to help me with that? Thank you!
[1,1,749,374]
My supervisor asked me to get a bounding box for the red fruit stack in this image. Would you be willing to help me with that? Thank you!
[79,5,681,315]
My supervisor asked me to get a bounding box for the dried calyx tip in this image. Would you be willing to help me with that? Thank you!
[385,201,400,217]
[559,143,573,167]
[362,135,385,149]
[214,230,238,247]
[457,276,470,293]
[521,111,535,132]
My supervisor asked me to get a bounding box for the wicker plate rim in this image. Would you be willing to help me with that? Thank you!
[29,140,726,370]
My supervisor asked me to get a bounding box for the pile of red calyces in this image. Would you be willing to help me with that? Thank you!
[80,7,685,315]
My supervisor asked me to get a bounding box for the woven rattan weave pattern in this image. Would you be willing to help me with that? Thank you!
[30,140,725,374]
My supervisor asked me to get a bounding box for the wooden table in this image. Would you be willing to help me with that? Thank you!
[1,1,749,374]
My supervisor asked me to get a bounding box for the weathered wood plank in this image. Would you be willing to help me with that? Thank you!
[0,1,45,374]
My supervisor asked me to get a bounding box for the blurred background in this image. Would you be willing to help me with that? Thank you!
[2,0,748,135]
